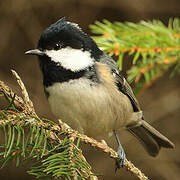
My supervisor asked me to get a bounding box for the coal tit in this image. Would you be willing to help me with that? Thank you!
[25,17,174,167]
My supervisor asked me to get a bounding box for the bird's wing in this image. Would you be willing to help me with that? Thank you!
[98,53,141,112]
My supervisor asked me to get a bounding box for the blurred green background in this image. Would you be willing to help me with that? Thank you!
[0,0,180,179]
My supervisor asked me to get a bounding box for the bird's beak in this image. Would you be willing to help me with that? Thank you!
[25,49,45,56]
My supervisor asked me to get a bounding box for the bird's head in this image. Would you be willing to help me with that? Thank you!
[25,17,103,72]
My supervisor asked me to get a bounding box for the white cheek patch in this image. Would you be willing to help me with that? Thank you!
[45,47,94,71]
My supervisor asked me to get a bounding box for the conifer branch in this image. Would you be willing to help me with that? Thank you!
[0,71,149,180]
[90,18,180,94]
[11,70,37,117]
[59,120,149,180]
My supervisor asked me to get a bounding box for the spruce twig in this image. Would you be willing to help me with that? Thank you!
[11,70,37,117]
[90,18,180,94]
[0,70,149,180]
[59,120,149,180]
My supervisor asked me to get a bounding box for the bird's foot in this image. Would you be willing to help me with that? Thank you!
[113,130,126,171]
[115,144,126,171]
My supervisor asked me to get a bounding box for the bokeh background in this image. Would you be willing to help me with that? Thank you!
[0,0,180,179]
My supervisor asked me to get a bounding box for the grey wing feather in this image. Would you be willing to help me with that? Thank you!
[98,53,141,112]
[117,76,141,112]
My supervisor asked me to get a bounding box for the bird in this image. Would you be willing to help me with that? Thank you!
[25,17,174,168]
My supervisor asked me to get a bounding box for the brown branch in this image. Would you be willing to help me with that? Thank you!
[11,70,37,117]
[0,80,25,112]
[139,57,176,75]
[0,70,149,180]
[108,45,180,56]
[134,57,177,91]
[68,134,78,180]
[58,120,149,180]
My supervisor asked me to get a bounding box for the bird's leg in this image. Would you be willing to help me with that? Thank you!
[113,130,126,170]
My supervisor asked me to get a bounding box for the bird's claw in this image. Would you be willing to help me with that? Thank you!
[115,142,126,171]
[113,130,126,171]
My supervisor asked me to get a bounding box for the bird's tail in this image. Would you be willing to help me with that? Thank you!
[127,120,174,157]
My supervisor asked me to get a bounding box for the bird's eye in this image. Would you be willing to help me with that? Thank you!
[54,43,61,50]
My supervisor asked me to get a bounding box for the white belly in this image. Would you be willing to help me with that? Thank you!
[46,78,133,138]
